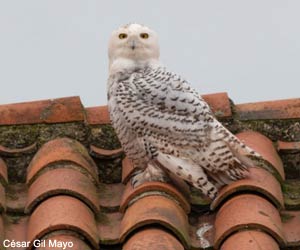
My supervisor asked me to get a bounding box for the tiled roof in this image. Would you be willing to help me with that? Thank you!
[0,94,300,250]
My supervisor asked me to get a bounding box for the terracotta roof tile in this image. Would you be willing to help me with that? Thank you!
[214,194,285,249]
[0,158,8,185]
[189,213,215,249]
[27,195,99,250]
[221,230,280,250]
[38,234,93,250]
[6,183,28,213]
[0,142,37,157]
[211,167,284,210]
[1,95,299,125]
[235,97,300,120]
[282,211,300,247]
[98,212,122,244]
[90,145,123,159]
[27,138,99,186]
[277,140,300,152]
[1,94,300,249]
[0,216,4,243]
[0,186,5,213]
[120,195,189,249]
[85,106,110,125]
[123,228,184,250]
[120,181,190,213]
[25,168,99,215]
[202,92,232,118]
[4,216,28,249]
[236,131,285,181]
[99,183,124,210]
[122,157,135,184]
[0,96,84,125]
[0,159,7,213]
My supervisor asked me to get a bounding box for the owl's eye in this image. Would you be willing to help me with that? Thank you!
[118,33,128,39]
[140,33,149,39]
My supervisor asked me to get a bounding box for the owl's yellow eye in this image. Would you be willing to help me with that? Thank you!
[140,33,149,39]
[118,33,128,39]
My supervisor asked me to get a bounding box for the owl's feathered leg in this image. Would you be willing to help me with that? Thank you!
[156,152,218,199]
[131,162,170,187]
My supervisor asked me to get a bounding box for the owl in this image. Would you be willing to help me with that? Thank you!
[107,23,260,199]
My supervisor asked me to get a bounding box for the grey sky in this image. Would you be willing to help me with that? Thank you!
[0,0,299,107]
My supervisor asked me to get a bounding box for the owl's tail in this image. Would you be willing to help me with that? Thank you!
[200,123,262,186]
[155,152,219,199]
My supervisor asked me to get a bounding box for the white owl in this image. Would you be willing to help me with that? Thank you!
[107,23,260,199]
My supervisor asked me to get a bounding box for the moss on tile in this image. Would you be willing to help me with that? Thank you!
[280,153,300,179]
[280,211,295,223]
[282,180,300,210]
[5,156,32,183]
[224,118,300,142]
[97,211,111,225]
[221,116,300,181]
[1,114,300,186]
[3,212,26,228]
[251,155,284,183]
[0,122,89,149]
[6,215,23,224]
[0,124,39,148]
[94,158,123,184]
[0,122,91,183]
[89,125,121,149]
[189,187,211,207]
[38,122,89,146]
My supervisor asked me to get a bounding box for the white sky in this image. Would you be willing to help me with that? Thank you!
[0,0,299,107]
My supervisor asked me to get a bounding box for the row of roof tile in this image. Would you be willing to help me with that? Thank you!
[1,94,300,126]
[0,131,298,249]
[0,95,300,249]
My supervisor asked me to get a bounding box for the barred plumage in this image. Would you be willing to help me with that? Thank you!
[107,23,260,199]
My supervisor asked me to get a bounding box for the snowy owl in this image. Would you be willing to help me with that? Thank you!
[107,23,260,199]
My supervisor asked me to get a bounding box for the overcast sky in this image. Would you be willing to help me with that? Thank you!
[0,0,299,107]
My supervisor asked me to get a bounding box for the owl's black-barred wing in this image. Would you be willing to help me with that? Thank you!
[114,69,216,144]
[112,67,259,184]
[135,67,215,120]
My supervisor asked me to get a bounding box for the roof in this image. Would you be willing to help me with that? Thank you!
[0,93,300,250]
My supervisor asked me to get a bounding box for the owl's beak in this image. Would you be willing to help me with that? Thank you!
[130,40,136,50]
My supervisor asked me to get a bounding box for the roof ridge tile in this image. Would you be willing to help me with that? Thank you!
[0,96,85,125]
[236,97,300,120]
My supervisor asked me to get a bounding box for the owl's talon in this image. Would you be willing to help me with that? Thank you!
[130,172,146,188]
[209,190,219,200]
[130,164,170,188]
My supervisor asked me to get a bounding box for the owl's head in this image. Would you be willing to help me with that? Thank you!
[108,23,160,74]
